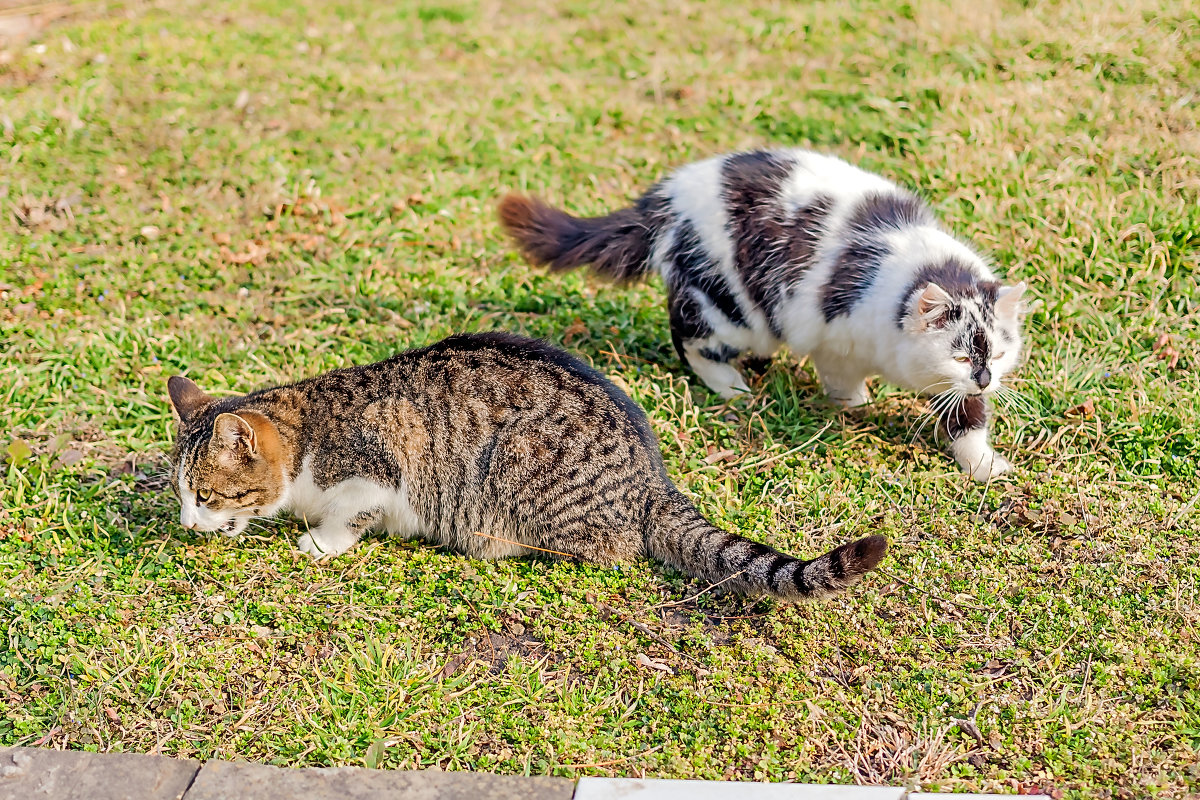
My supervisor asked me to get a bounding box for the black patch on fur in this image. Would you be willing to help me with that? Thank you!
[894,258,1000,327]
[712,534,741,559]
[971,327,991,363]
[731,542,773,571]
[722,152,833,336]
[951,323,993,383]
[669,220,747,327]
[823,191,933,322]
[827,546,845,580]
[849,190,931,232]
[940,394,988,439]
[668,287,712,363]
[698,343,741,364]
[821,237,888,321]
[792,564,813,594]
[969,327,992,388]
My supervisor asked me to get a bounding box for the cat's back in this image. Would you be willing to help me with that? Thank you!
[404,332,660,451]
[660,148,901,219]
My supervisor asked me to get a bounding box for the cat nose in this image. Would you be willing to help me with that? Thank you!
[973,367,992,390]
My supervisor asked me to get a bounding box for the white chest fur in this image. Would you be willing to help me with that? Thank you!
[285,457,425,538]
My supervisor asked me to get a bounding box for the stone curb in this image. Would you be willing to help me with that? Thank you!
[0,747,1048,800]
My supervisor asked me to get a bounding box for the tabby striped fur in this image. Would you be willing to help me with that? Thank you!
[168,333,886,601]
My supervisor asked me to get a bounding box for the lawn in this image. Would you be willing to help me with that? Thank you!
[1,0,1198,796]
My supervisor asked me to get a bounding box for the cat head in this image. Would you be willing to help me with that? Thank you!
[902,272,1027,398]
[167,376,287,537]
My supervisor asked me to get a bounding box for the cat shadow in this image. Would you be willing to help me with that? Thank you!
[724,355,948,465]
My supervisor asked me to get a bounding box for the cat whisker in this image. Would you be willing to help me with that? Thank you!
[992,385,1038,418]
[1004,385,1041,412]
[905,391,946,443]
[907,388,960,445]
[926,389,967,445]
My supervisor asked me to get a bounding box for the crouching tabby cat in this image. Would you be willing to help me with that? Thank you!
[499,149,1028,481]
[167,333,886,601]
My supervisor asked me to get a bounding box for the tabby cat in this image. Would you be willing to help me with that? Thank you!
[167,333,886,601]
[499,149,1027,481]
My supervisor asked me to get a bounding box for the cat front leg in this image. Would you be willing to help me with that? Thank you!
[683,341,751,399]
[811,353,870,408]
[297,507,383,559]
[940,395,1012,481]
[669,290,751,399]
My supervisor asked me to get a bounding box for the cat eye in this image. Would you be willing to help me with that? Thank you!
[992,352,1006,361]
[954,356,971,364]
[196,488,213,504]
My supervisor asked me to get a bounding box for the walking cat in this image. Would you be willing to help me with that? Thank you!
[499,149,1027,481]
[167,333,886,601]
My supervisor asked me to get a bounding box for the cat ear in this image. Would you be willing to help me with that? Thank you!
[168,376,212,424]
[213,413,258,456]
[912,283,953,328]
[996,281,1027,318]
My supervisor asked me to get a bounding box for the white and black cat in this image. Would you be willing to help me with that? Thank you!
[500,149,1027,480]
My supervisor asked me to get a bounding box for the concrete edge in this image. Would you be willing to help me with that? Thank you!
[0,747,1051,800]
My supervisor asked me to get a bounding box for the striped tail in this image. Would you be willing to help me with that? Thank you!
[644,489,887,601]
[497,194,657,281]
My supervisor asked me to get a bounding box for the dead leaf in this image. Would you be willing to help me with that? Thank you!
[103,707,120,724]
[562,319,588,345]
[636,652,674,675]
[1154,332,1181,369]
[108,455,136,477]
[981,658,1008,677]
[56,449,84,468]
[704,448,737,465]
[437,652,469,680]
[225,241,270,265]
[1065,398,1095,418]
[956,716,985,747]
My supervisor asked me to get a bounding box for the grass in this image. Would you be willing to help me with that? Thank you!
[1,0,1198,796]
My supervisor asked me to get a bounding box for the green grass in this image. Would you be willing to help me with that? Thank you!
[2,0,1198,796]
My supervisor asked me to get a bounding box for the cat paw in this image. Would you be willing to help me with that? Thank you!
[686,349,751,400]
[297,532,350,560]
[823,380,870,408]
[961,452,1012,482]
[832,390,871,409]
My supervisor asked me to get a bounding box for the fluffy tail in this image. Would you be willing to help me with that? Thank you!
[644,489,887,601]
[497,194,657,281]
